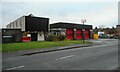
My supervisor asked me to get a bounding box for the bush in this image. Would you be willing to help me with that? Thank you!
[58,35,66,41]
[46,35,58,41]
[46,35,66,41]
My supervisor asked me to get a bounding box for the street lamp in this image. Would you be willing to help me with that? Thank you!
[82,29,85,43]
[81,19,86,43]
[81,19,86,25]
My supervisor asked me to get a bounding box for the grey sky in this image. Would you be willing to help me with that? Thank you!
[1,1,118,28]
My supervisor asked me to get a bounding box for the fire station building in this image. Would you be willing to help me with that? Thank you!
[50,22,92,40]
[2,14,93,43]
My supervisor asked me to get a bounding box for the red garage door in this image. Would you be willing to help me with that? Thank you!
[84,29,90,39]
[76,29,82,39]
[66,29,74,40]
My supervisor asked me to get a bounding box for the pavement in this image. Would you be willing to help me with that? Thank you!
[2,39,118,70]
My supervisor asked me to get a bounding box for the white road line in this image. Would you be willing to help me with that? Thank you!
[56,55,75,60]
[111,66,118,69]
[108,65,118,70]
[55,44,118,53]
[79,44,117,49]
[6,65,24,70]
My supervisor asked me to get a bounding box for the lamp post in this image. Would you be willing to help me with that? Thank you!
[81,19,86,25]
[81,19,86,43]
[82,29,85,43]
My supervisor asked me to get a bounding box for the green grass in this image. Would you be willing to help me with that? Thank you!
[2,40,92,52]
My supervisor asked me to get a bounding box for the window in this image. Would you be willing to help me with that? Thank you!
[3,30,6,32]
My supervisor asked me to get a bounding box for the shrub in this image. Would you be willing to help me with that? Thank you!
[46,34,66,41]
[58,35,66,41]
[46,35,58,41]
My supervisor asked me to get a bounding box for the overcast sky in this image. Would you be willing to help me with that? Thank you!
[1,0,119,28]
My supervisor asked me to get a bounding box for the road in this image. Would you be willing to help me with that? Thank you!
[2,39,119,70]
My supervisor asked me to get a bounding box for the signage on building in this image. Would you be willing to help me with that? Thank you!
[3,36,12,38]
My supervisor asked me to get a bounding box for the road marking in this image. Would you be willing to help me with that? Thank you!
[108,65,118,70]
[93,44,117,48]
[80,44,117,49]
[56,55,75,60]
[6,65,24,70]
[55,44,118,53]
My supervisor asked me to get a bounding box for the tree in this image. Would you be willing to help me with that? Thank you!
[98,25,105,29]
[93,27,99,34]
[95,27,98,29]
[98,25,106,32]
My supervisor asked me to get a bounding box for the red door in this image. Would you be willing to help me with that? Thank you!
[76,29,82,39]
[84,29,90,39]
[66,29,74,40]
[22,36,31,42]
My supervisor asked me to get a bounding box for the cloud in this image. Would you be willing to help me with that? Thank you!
[1,0,119,2]
[49,4,118,28]
[1,2,118,28]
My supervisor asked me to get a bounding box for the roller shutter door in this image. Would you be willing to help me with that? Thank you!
[76,29,82,39]
[66,29,74,40]
[84,29,90,39]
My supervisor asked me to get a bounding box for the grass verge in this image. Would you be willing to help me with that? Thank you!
[2,40,92,53]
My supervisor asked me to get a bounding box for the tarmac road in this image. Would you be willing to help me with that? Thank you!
[2,39,119,70]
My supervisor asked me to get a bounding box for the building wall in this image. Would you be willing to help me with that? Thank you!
[50,22,93,40]
[5,15,49,41]
[6,15,49,32]
[6,16,25,31]
[25,16,49,32]
[117,25,120,38]
[2,29,22,43]
[21,16,26,31]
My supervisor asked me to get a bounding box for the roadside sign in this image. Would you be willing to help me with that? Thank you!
[94,34,98,39]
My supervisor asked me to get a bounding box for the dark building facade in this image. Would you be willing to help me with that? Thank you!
[50,22,93,40]
[1,28,22,43]
[2,14,93,43]
[25,16,49,32]
[5,14,49,42]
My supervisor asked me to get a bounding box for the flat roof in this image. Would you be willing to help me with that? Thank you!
[50,22,92,29]
[117,25,120,26]
[51,22,91,25]
[1,28,21,30]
